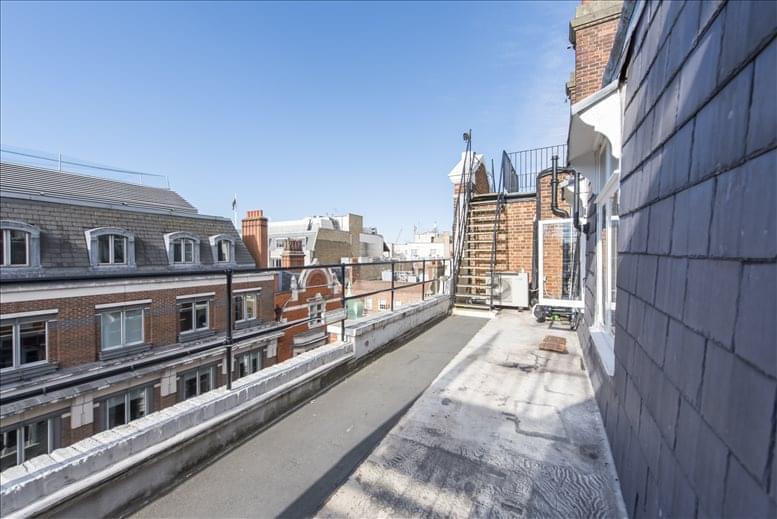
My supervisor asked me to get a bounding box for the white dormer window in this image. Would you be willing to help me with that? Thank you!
[164,232,201,266]
[209,235,235,264]
[85,228,135,268]
[0,221,40,269]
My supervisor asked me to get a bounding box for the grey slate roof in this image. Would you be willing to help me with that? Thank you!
[0,164,256,279]
[0,162,197,214]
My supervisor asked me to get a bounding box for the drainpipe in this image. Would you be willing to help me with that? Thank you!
[550,155,570,219]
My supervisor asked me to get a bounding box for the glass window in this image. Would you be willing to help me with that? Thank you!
[217,240,230,262]
[1,320,48,369]
[173,239,195,264]
[106,394,127,429]
[245,294,256,320]
[595,142,620,337]
[104,388,149,431]
[1,229,30,266]
[0,428,18,472]
[22,420,48,463]
[101,311,123,349]
[234,295,244,322]
[179,302,194,332]
[19,321,46,364]
[236,350,262,380]
[181,366,216,400]
[101,309,144,350]
[0,324,13,369]
[97,234,128,265]
[179,300,209,334]
[308,300,324,327]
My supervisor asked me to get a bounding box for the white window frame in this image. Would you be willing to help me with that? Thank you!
[1,229,29,267]
[103,386,151,430]
[100,308,145,351]
[179,299,210,334]
[235,349,262,379]
[233,292,259,323]
[173,238,195,264]
[379,299,388,310]
[0,318,50,371]
[0,416,57,470]
[590,139,620,376]
[97,234,128,265]
[180,365,216,400]
[307,298,325,328]
[209,234,235,264]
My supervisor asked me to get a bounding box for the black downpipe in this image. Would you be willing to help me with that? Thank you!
[549,155,570,219]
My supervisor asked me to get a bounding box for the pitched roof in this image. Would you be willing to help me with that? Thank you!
[0,162,197,214]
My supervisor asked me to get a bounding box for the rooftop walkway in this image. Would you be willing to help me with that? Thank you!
[132,315,488,518]
[320,310,626,518]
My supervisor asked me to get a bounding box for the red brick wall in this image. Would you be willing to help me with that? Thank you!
[570,1,622,103]
[242,209,268,268]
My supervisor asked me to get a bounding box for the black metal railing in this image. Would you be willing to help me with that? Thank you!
[504,144,567,194]
[0,259,450,406]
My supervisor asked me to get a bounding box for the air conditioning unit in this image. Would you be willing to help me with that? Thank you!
[491,272,529,308]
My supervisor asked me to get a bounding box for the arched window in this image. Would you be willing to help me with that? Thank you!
[209,235,235,264]
[164,232,201,266]
[85,228,136,267]
[0,221,40,268]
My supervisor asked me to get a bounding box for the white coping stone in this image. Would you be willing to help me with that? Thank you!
[1,298,447,517]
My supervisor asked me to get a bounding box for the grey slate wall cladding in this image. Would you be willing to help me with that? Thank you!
[0,197,254,278]
[578,1,777,518]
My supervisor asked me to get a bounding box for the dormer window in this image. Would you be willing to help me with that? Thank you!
[209,235,235,264]
[0,221,41,269]
[1,229,29,266]
[98,234,127,265]
[174,239,195,263]
[164,232,201,266]
[85,228,135,268]
[217,240,230,262]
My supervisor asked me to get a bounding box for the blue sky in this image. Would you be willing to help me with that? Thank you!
[1,1,575,243]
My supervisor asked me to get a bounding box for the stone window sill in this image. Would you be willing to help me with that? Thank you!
[589,328,615,377]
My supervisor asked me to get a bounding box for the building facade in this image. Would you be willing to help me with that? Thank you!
[568,1,776,517]
[0,163,279,471]
[390,230,452,260]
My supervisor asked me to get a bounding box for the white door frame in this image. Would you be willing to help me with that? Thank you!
[537,218,585,308]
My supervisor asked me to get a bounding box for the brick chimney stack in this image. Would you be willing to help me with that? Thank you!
[281,239,305,268]
[241,209,268,268]
[567,0,623,103]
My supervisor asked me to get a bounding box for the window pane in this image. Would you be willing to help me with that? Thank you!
[113,236,125,264]
[107,395,127,429]
[218,240,229,262]
[129,388,147,421]
[0,428,18,471]
[0,230,4,265]
[179,303,193,332]
[238,355,248,379]
[234,295,244,322]
[9,230,27,265]
[245,295,256,320]
[101,311,123,349]
[23,420,49,462]
[125,309,143,344]
[184,240,194,263]
[251,351,260,373]
[199,368,212,394]
[610,193,619,307]
[98,235,111,264]
[183,373,198,400]
[19,321,46,364]
[173,241,182,263]
[0,325,13,369]
[195,301,208,329]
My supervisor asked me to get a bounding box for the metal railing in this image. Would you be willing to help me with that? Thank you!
[0,145,171,188]
[504,144,567,194]
[0,259,450,407]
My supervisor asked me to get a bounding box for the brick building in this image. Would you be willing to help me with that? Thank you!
[0,162,279,470]
[567,1,776,517]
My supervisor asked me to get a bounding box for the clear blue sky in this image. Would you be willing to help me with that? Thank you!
[1,1,575,243]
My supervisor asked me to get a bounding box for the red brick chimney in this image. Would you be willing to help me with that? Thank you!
[281,239,305,268]
[241,209,268,268]
[568,1,623,103]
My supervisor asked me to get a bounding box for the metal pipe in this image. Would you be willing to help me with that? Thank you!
[550,155,570,219]
[421,259,426,300]
[340,264,346,341]
[225,269,233,390]
[390,261,395,311]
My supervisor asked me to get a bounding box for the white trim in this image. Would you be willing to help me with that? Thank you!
[233,287,263,294]
[0,309,58,320]
[537,218,585,308]
[95,299,152,310]
[1,273,274,303]
[175,292,215,301]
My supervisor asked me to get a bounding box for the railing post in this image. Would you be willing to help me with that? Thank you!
[225,269,233,390]
[390,261,395,311]
[340,264,346,341]
[421,259,426,301]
